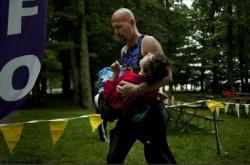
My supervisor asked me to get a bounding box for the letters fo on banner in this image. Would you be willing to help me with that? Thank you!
[0,0,47,117]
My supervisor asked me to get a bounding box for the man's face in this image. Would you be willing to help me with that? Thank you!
[111,15,132,43]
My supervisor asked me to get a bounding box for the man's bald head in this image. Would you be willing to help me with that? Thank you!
[111,8,140,46]
[112,8,135,22]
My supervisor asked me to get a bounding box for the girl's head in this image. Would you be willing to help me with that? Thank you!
[139,52,170,85]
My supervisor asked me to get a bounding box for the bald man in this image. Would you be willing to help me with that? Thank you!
[105,8,176,164]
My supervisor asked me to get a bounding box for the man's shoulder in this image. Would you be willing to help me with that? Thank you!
[142,35,160,46]
[142,35,157,41]
[141,35,163,56]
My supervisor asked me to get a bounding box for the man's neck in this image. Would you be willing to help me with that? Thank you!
[127,32,141,48]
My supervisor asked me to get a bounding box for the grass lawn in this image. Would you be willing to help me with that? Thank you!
[0,94,249,164]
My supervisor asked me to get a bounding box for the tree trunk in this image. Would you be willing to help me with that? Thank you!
[236,0,247,92]
[169,82,173,97]
[31,75,42,107]
[200,61,205,93]
[226,0,234,91]
[210,0,220,93]
[77,0,93,109]
[238,21,245,92]
[61,50,71,96]
[40,64,47,95]
[70,47,80,107]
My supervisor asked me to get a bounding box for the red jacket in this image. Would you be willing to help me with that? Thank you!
[103,71,158,111]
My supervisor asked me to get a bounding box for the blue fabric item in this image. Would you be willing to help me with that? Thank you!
[97,66,124,93]
[131,106,150,122]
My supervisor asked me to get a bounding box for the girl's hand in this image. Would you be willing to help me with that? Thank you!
[111,61,120,74]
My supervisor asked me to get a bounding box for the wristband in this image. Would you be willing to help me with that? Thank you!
[137,87,144,94]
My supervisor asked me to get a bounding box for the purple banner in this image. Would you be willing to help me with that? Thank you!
[0,0,47,118]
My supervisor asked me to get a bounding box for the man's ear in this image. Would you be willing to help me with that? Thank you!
[129,18,135,25]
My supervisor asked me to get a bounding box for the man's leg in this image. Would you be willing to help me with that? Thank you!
[143,102,177,164]
[107,123,136,164]
[94,94,109,142]
[143,133,176,164]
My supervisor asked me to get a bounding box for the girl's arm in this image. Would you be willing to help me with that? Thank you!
[111,61,120,80]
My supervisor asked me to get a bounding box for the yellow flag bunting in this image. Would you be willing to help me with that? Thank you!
[206,100,225,113]
[0,114,103,153]
[49,120,68,145]
[0,123,24,153]
[89,115,104,132]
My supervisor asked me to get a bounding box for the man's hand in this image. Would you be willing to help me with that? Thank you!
[116,81,139,97]
[157,91,168,101]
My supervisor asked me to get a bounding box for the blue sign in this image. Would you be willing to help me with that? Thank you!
[0,0,47,118]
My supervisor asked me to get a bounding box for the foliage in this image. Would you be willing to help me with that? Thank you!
[43,49,62,81]
[42,0,250,108]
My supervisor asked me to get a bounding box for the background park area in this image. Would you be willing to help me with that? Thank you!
[1,0,250,164]
[0,93,250,164]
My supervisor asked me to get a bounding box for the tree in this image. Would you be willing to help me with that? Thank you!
[226,0,234,91]
[236,0,250,92]
[77,0,93,108]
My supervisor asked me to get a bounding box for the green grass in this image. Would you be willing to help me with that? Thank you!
[0,94,250,164]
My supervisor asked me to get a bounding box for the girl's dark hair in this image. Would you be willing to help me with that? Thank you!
[142,53,170,85]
